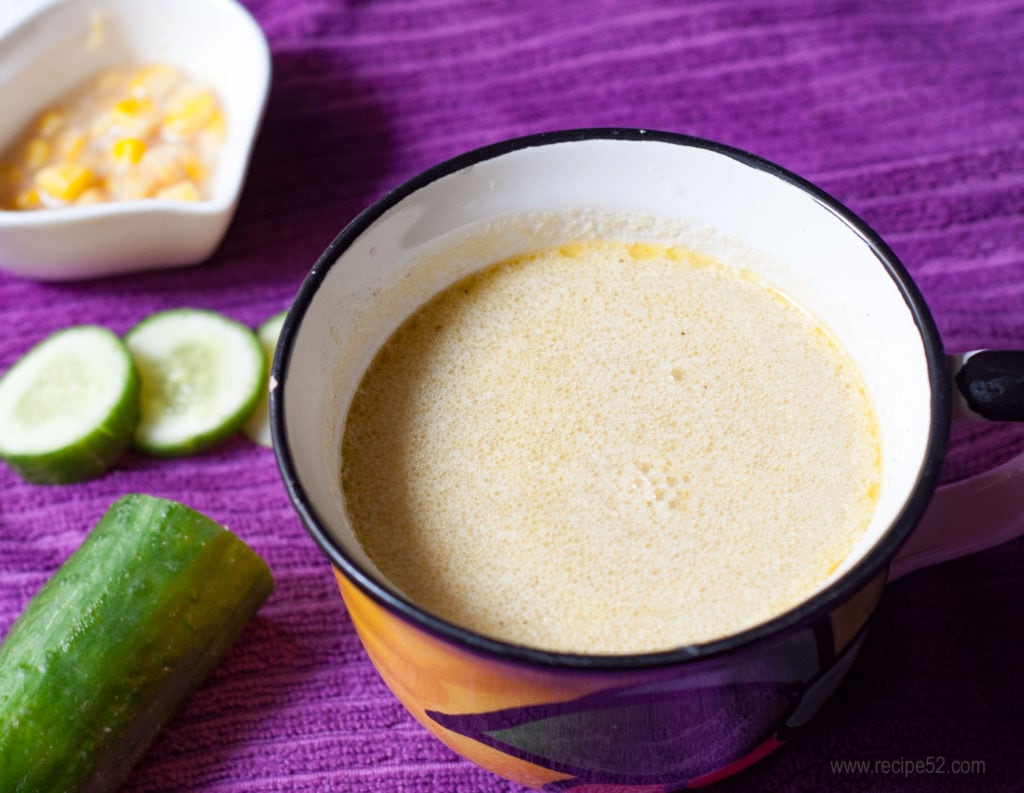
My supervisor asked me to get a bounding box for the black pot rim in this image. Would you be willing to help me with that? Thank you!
[271,128,952,671]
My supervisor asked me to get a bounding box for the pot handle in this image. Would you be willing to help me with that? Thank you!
[952,349,1024,421]
[889,351,1024,581]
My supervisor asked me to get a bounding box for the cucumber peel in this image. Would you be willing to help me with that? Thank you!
[126,308,264,456]
[0,494,274,793]
[0,325,139,484]
[243,309,288,449]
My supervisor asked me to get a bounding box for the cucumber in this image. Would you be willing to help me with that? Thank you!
[125,308,264,456]
[0,493,274,793]
[243,309,288,448]
[0,325,139,484]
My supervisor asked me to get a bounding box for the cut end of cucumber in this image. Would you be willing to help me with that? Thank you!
[0,325,139,484]
[244,310,288,449]
[126,309,265,457]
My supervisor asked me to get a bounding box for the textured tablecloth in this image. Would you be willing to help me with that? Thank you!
[2,1,1023,791]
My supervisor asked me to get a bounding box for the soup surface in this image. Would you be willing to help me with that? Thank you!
[342,240,880,654]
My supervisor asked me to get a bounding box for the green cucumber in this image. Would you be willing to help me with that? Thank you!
[243,309,288,448]
[0,325,139,484]
[126,308,264,456]
[0,493,274,793]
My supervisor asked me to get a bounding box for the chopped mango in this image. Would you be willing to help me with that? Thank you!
[163,89,218,137]
[36,164,96,201]
[181,152,207,182]
[14,188,40,209]
[112,96,153,118]
[112,138,146,164]
[0,64,221,209]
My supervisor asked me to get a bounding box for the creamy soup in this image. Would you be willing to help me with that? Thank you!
[341,240,881,654]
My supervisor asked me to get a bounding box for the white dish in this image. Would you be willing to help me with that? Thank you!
[0,0,271,281]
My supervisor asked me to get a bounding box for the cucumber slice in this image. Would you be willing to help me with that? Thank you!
[0,493,274,793]
[243,309,288,448]
[126,308,264,456]
[0,325,139,484]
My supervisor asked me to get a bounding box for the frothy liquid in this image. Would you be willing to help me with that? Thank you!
[341,241,880,654]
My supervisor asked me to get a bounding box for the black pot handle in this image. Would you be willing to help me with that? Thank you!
[891,349,1024,580]
[953,350,1024,422]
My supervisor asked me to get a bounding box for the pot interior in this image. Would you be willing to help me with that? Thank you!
[278,134,939,648]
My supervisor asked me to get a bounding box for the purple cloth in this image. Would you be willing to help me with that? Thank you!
[2,1,1023,790]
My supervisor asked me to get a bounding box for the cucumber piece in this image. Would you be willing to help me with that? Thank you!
[0,493,274,793]
[243,309,288,448]
[0,325,139,484]
[126,308,264,456]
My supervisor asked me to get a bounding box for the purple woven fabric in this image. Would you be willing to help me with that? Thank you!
[2,1,1023,790]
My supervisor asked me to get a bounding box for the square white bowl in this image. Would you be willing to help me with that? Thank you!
[0,0,271,280]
